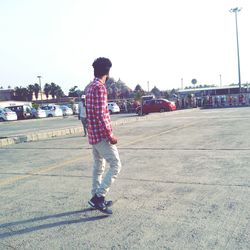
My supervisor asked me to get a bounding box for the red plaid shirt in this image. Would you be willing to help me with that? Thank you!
[86,78,113,145]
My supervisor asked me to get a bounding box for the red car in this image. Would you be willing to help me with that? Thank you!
[136,99,176,115]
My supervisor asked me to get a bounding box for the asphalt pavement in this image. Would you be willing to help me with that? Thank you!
[1,107,250,249]
[0,113,140,147]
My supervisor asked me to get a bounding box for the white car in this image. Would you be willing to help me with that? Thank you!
[0,107,18,121]
[31,108,47,118]
[108,102,120,114]
[40,104,63,117]
[60,105,73,116]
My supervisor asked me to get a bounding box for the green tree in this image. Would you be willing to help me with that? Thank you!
[134,92,143,101]
[116,79,131,99]
[68,86,79,97]
[54,85,64,98]
[33,83,41,100]
[134,84,144,93]
[27,84,35,101]
[133,84,145,101]
[170,88,177,98]
[50,82,57,99]
[44,83,51,99]
[163,90,170,99]
[14,86,29,101]
[112,86,119,99]
[151,86,161,98]
[105,78,131,100]
[106,77,115,86]
[106,77,116,99]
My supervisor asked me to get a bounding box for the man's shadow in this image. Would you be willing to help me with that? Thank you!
[0,208,108,238]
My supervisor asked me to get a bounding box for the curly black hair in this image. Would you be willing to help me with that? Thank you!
[92,57,112,78]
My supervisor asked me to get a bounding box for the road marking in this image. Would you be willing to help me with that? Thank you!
[0,157,83,187]
[1,122,195,187]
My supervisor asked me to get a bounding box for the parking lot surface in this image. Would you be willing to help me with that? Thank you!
[0,107,250,249]
[0,113,137,138]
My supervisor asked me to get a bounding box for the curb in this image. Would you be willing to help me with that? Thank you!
[0,109,196,147]
[0,126,83,147]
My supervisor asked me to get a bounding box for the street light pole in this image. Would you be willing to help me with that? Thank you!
[37,76,42,101]
[230,7,242,93]
[219,74,222,87]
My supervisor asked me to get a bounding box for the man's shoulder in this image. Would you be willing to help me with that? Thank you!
[89,83,106,95]
[87,81,104,90]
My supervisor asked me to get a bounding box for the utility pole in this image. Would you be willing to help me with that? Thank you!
[230,7,242,93]
[37,76,42,101]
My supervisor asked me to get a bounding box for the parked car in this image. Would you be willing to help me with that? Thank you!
[8,105,33,119]
[40,104,63,117]
[31,108,47,118]
[60,105,73,116]
[136,99,176,115]
[0,107,18,122]
[108,102,120,114]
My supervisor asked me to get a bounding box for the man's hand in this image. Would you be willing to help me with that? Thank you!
[110,136,118,145]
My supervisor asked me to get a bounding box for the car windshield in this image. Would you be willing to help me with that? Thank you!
[25,107,31,112]
[109,103,118,106]
[4,108,13,112]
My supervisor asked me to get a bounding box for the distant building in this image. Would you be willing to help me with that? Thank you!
[177,86,246,97]
[0,89,14,101]
[32,91,52,101]
[0,88,74,105]
[0,100,32,108]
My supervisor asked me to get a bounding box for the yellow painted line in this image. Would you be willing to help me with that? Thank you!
[1,122,195,187]
[0,157,83,187]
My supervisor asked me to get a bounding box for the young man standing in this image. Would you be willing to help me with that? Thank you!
[86,57,122,215]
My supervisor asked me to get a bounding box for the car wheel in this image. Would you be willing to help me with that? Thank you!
[160,108,165,112]
[109,110,112,115]
[48,114,53,117]
[0,117,4,122]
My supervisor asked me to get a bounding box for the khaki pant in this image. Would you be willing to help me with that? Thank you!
[92,139,122,197]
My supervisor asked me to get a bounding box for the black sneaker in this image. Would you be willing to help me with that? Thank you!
[88,194,113,207]
[104,200,113,207]
[88,194,113,215]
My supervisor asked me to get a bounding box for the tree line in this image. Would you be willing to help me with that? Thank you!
[3,77,247,102]
[6,78,179,102]
[82,78,177,100]
[11,83,64,101]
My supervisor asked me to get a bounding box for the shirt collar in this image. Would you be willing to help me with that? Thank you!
[94,77,104,84]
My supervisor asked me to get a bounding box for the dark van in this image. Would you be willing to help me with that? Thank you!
[8,105,32,120]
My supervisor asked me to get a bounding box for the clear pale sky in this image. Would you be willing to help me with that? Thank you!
[0,0,249,93]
